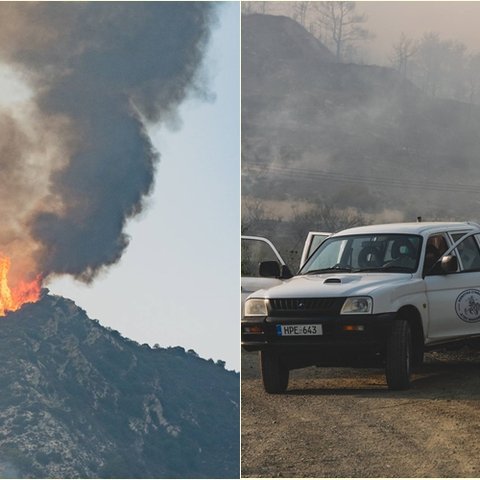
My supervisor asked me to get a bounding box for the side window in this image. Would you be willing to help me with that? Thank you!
[308,234,329,258]
[424,234,450,275]
[456,236,480,272]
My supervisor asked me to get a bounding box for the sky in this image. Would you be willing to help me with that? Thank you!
[361,1,480,64]
[47,3,240,371]
[266,2,480,65]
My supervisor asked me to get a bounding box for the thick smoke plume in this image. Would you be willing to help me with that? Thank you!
[0,2,215,285]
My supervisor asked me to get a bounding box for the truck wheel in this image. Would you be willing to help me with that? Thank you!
[260,351,289,394]
[412,344,424,369]
[385,318,412,390]
[410,321,424,369]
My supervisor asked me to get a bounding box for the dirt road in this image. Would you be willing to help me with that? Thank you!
[242,348,480,477]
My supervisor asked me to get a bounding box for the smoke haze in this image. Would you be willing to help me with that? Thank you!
[241,9,480,266]
[0,2,216,284]
[255,2,480,64]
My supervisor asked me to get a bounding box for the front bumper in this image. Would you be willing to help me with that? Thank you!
[241,313,397,367]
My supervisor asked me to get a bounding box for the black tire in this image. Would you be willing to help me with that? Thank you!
[410,320,424,369]
[412,344,424,369]
[260,351,289,394]
[385,318,412,390]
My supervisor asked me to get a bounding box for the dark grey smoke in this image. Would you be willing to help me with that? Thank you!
[0,2,216,282]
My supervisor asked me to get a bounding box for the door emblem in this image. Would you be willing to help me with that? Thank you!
[455,289,480,323]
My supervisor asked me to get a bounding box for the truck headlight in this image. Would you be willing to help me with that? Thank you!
[244,298,268,317]
[341,297,373,314]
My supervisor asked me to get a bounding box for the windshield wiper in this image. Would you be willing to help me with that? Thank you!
[355,266,413,273]
[303,266,352,275]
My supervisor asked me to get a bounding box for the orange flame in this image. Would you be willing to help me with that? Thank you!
[0,256,41,316]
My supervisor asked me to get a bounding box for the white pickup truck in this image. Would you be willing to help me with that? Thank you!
[242,222,480,392]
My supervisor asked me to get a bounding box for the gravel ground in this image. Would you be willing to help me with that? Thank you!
[242,348,480,478]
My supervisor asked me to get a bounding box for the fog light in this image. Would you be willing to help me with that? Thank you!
[243,326,263,334]
[342,325,365,332]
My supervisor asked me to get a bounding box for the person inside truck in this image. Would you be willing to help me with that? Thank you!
[424,234,448,274]
[387,238,416,269]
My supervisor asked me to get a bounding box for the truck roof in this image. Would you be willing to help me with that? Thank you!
[335,222,480,237]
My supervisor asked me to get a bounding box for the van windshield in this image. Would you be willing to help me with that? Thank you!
[300,234,422,275]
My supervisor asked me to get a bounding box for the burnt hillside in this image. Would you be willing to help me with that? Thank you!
[242,13,480,221]
[0,291,239,478]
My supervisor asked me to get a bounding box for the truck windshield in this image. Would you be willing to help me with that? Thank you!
[300,234,422,275]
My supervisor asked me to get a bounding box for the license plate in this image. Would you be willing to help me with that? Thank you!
[276,324,323,336]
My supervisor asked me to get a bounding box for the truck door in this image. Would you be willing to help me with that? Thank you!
[425,231,480,342]
[241,236,287,318]
[299,231,331,268]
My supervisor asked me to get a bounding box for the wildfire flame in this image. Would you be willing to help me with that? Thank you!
[0,256,41,316]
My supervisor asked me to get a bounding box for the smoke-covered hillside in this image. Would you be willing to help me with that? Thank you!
[0,292,239,478]
[242,13,480,241]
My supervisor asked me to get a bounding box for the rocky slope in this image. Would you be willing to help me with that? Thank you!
[0,291,239,478]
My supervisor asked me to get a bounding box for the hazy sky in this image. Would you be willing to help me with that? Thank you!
[48,3,240,370]
[361,2,480,64]
[265,1,480,64]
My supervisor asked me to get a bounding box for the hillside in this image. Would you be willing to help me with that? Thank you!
[242,14,480,222]
[0,292,239,478]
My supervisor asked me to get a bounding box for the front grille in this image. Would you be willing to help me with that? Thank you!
[269,297,346,317]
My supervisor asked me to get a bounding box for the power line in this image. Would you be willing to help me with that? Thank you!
[243,162,480,194]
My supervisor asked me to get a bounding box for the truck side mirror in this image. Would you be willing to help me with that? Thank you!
[440,255,458,274]
[280,264,293,279]
[259,260,281,278]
